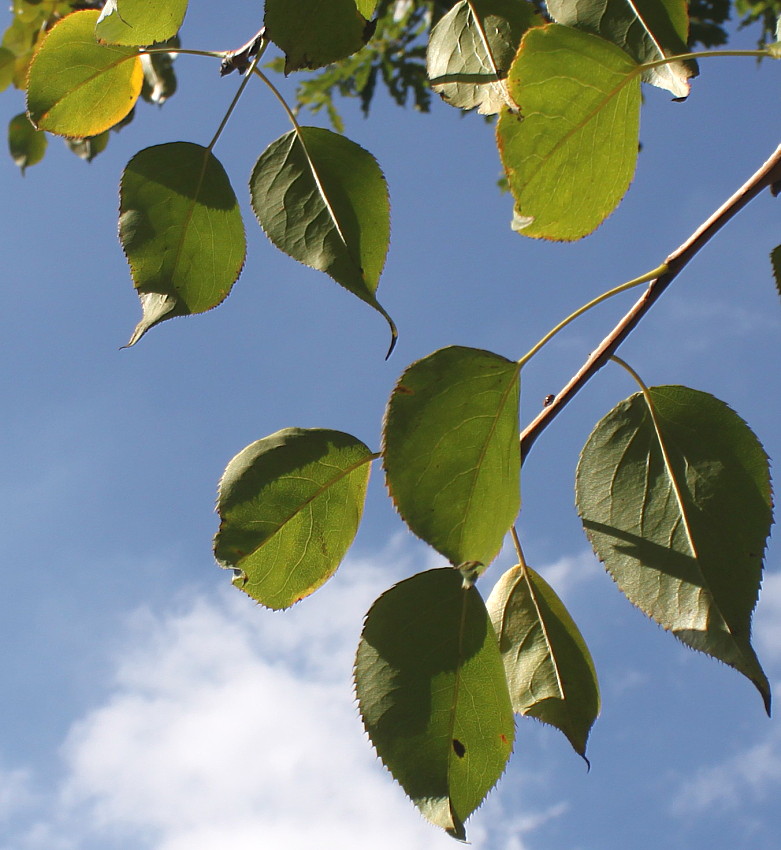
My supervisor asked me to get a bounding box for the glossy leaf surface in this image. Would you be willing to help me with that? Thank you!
[547,0,695,98]
[8,112,46,173]
[120,142,246,345]
[215,429,373,610]
[487,564,599,759]
[576,386,772,712]
[27,10,143,137]
[250,127,395,350]
[356,568,514,840]
[427,0,540,115]
[497,24,641,241]
[96,0,188,46]
[383,346,520,567]
[265,0,371,74]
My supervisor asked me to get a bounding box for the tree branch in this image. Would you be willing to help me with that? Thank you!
[520,142,781,461]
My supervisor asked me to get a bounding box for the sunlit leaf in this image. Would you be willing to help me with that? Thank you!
[496,24,641,241]
[8,112,47,173]
[383,346,520,566]
[356,568,514,840]
[547,0,696,98]
[576,386,772,713]
[487,564,599,760]
[0,46,14,92]
[27,10,143,137]
[250,127,395,352]
[427,0,541,114]
[96,0,188,46]
[771,244,781,299]
[355,0,378,17]
[215,428,373,610]
[120,142,246,345]
[265,0,372,74]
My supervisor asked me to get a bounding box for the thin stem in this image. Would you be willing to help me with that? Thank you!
[207,39,268,151]
[520,142,781,462]
[251,66,305,134]
[140,47,222,60]
[510,526,528,570]
[641,48,770,72]
[517,264,667,369]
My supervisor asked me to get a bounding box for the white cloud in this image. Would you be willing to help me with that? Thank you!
[5,539,565,850]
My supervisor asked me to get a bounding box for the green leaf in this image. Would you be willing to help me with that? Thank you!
[250,127,396,353]
[382,346,521,566]
[215,428,373,610]
[427,0,541,114]
[576,386,772,713]
[66,130,110,162]
[0,46,14,92]
[355,568,514,840]
[96,0,188,46]
[120,142,246,346]
[265,0,372,74]
[547,0,696,98]
[486,564,600,760]
[26,10,143,138]
[496,24,641,241]
[771,244,781,299]
[8,112,47,173]
[355,0,378,17]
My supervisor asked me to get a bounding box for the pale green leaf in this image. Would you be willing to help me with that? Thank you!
[427,0,541,115]
[355,0,378,17]
[0,46,14,92]
[576,386,772,713]
[486,564,599,760]
[120,142,246,345]
[26,10,143,138]
[771,244,781,299]
[497,24,641,241]
[382,346,521,566]
[355,568,514,840]
[250,127,396,352]
[96,0,188,46]
[215,428,373,610]
[8,112,47,173]
[265,0,371,74]
[547,0,696,98]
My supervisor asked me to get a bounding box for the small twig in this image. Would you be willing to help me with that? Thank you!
[520,142,781,462]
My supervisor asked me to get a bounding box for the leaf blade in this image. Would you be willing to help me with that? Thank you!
[96,0,188,46]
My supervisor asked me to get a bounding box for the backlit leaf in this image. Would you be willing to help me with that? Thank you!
[215,428,373,610]
[250,127,395,352]
[496,24,641,241]
[120,142,246,345]
[427,0,541,114]
[547,0,696,98]
[486,564,599,760]
[355,568,514,840]
[0,46,13,91]
[576,386,772,713]
[8,112,47,173]
[96,0,188,46]
[355,0,378,17]
[27,10,143,138]
[382,346,521,566]
[265,0,371,74]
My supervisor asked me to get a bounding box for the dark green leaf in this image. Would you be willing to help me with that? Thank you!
[26,10,143,137]
[66,131,110,162]
[0,46,14,92]
[486,564,599,760]
[382,346,521,566]
[96,0,188,46]
[120,142,246,345]
[547,0,696,98]
[576,386,772,713]
[250,127,395,352]
[496,23,641,241]
[8,112,47,173]
[355,568,514,840]
[215,428,373,610]
[771,244,781,299]
[427,0,541,114]
[265,0,371,74]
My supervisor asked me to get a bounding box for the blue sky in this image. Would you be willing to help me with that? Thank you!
[1,3,780,848]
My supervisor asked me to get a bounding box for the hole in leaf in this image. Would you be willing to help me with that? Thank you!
[452,738,466,758]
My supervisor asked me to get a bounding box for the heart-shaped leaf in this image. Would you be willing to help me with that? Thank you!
[487,564,600,760]
[120,142,246,345]
[27,10,143,138]
[576,386,772,713]
[215,428,374,610]
[382,346,521,567]
[356,568,514,840]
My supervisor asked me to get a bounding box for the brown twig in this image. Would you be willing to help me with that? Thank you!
[520,142,781,462]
